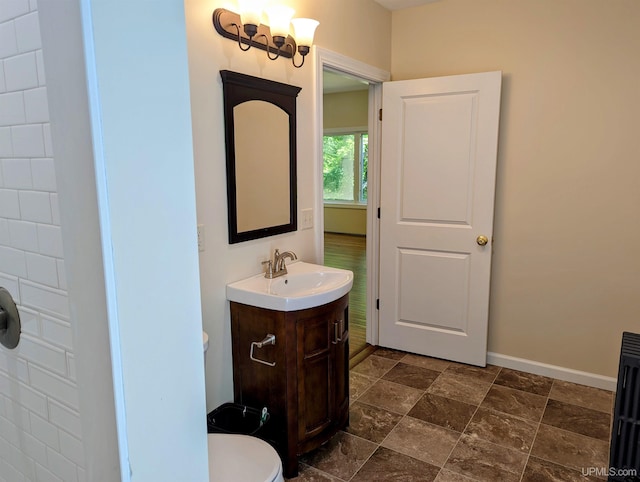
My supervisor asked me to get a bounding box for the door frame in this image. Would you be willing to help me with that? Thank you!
[314,47,390,346]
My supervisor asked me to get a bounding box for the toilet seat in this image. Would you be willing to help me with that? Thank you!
[208,433,283,482]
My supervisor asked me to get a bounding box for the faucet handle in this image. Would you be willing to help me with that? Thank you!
[261,260,274,278]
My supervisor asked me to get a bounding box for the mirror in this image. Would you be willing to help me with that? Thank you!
[221,70,301,244]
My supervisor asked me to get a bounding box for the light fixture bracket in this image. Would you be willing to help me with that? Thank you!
[212,8,297,59]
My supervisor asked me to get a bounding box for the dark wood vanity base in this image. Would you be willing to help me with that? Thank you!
[230,295,350,478]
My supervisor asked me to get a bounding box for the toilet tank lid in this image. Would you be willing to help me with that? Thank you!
[203,331,209,352]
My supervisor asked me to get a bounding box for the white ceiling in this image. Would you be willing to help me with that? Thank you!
[323,70,369,94]
[374,0,440,10]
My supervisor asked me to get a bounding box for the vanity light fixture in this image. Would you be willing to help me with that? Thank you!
[212,3,319,68]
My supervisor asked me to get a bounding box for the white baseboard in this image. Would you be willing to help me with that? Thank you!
[487,352,618,392]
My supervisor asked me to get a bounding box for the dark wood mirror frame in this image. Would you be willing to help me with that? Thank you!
[221,70,301,244]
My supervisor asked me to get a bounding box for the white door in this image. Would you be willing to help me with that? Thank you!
[378,71,501,366]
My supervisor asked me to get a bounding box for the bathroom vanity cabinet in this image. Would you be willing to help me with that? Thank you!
[230,294,349,478]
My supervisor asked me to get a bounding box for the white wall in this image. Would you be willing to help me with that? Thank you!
[186,0,317,410]
[0,1,87,480]
[2,0,210,480]
[80,0,209,479]
[185,0,390,411]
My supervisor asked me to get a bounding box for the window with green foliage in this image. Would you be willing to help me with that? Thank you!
[323,131,368,203]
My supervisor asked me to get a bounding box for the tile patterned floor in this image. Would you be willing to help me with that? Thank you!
[287,347,614,481]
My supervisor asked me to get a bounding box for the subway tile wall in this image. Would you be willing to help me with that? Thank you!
[0,0,85,480]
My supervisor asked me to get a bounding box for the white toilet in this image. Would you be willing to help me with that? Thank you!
[203,332,284,482]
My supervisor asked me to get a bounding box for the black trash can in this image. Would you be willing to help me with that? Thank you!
[207,403,269,436]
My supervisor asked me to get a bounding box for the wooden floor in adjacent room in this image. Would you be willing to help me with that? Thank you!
[324,232,367,358]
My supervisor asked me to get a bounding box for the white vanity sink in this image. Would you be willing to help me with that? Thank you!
[226,261,354,311]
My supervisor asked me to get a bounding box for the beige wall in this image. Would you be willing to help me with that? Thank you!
[324,90,369,129]
[296,0,391,72]
[392,0,640,377]
[324,206,367,235]
[185,0,390,409]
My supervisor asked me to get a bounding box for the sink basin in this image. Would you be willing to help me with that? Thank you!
[226,261,354,311]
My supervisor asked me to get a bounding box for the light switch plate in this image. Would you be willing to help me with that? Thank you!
[300,208,313,230]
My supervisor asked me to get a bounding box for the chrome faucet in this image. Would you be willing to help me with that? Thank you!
[262,249,297,279]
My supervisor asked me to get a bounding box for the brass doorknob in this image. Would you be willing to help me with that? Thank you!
[476,235,489,246]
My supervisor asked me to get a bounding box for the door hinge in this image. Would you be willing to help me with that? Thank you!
[376,299,380,310]
[378,108,382,121]
[377,207,380,219]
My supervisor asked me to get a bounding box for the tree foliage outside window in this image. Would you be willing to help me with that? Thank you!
[361,134,368,201]
[323,132,368,203]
